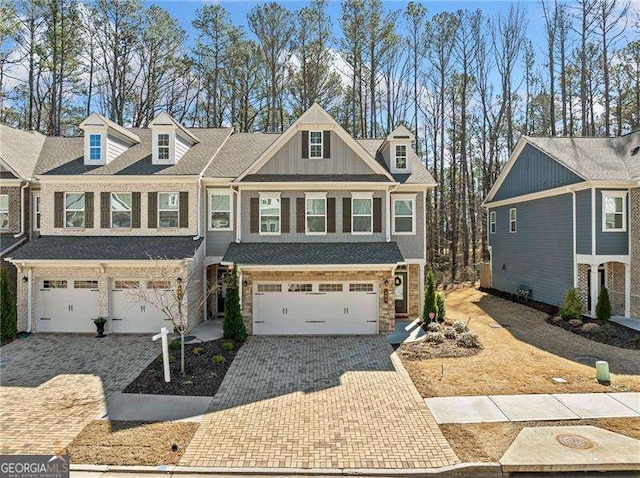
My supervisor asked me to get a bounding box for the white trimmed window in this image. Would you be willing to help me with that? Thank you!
[305,193,327,235]
[0,194,8,230]
[490,211,496,234]
[309,131,323,159]
[33,194,41,231]
[392,195,415,234]
[89,134,101,160]
[209,190,233,231]
[602,191,627,232]
[509,208,517,233]
[352,193,373,234]
[259,193,281,234]
[111,192,132,228]
[394,144,408,170]
[158,133,170,161]
[65,192,85,228]
[158,192,179,228]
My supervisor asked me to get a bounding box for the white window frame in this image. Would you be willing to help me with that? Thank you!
[393,144,408,170]
[490,211,496,234]
[157,133,170,161]
[601,190,627,232]
[392,194,416,235]
[0,194,8,230]
[158,192,179,228]
[259,192,281,235]
[305,192,327,235]
[309,130,323,159]
[110,192,132,229]
[208,189,233,231]
[89,133,102,160]
[64,192,85,229]
[33,193,41,231]
[509,208,517,233]
[351,192,373,235]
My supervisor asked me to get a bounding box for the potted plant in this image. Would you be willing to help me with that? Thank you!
[93,317,107,338]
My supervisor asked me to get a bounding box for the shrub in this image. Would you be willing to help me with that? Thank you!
[192,346,204,355]
[0,267,17,341]
[436,292,446,321]
[456,331,482,349]
[426,322,441,332]
[222,341,234,351]
[423,268,437,321]
[560,288,583,321]
[156,354,175,364]
[425,331,445,344]
[169,339,181,350]
[595,323,618,338]
[568,319,583,328]
[223,266,247,342]
[580,323,600,333]
[443,326,457,339]
[595,287,612,321]
[211,354,226,364]
[452,320,469,334]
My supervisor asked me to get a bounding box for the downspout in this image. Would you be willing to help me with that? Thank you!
[234,187,241,243]
[27,267,33,333]
[193,176,203,240]
[13,181,30,238]
[386,184,398,242]
[571,189,577,288]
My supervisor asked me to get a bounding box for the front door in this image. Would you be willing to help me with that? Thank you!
[216,267,228,316]
[395,271,408,315]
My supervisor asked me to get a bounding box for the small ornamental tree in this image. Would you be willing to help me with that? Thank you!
[0,267,17,341]
[223,265,247,342]
[596,287,612,321]
[436,291,446,322]
[423,268,437,322]
[560,288,583,321]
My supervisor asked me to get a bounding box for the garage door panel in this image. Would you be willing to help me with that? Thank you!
[110,280,176,333]
[37,279,98,333]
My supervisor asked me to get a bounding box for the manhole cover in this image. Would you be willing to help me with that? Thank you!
[556,434,594,449]
[574,356,602,366]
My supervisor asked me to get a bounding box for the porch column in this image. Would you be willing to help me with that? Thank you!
[625,263,631,318]
[590,264,599,318]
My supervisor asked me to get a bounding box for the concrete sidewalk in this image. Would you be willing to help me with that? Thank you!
[425,392,640,424]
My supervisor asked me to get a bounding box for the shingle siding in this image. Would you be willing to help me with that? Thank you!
[493,143,584,202]
[489,193,574,307]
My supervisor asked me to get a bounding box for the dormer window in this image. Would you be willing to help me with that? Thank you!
[158,134,170,161]
[394,144,407,170]
[89,134,102,160]
[149,112,199,165]
[309,131,323,159]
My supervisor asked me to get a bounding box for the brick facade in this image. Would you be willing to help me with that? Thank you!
[0,185,26,234]
[606,261,626,316]
[239,269,396,335]
[407,264,421,318]
[577,263,589,314]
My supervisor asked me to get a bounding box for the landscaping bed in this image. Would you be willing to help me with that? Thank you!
[64,420,198,466]
[124,338,240,396]
[547,316,640,350]
[397,320,482,361]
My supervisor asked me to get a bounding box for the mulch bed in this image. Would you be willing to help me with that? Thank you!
[480,287,559,316]
[396,339,481,361]
[124,338,240,396]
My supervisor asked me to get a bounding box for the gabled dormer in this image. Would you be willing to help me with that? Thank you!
[385,125,414,174]
[79,113,140,166]
[148,112,199,165]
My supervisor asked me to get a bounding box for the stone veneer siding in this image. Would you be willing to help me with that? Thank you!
[631,188,639,319]
[407,264,420,318]
[240,269,396,335]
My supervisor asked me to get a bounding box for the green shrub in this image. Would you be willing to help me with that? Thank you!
[169,339,181,350]
[192,346,204,355]
[456,331,482,349]
[221,341,234,351]
[211,354,226,364]
[443,326,457,339]
[425,331,445,344]
[595,287,612,321]
[452,320,469,334]
[223,266,247,342]
[595,323,618,339]
[560,288,583,321]
[423,268,437,322]
[436,292,446,321]
[0,267,17,341]
[426,322,441,333]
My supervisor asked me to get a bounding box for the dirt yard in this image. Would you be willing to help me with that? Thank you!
[401,287,640,397]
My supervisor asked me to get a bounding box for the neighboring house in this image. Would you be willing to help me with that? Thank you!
[5,104,435,336]
[484,132,640,320]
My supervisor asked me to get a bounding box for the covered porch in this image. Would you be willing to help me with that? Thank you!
[576,255,634,320]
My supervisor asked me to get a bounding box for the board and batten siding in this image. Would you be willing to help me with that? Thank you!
[596,188,629,255]
[488,193,574,307]
[575,189,591,255]
[492,143,584,202]
[256,131,376,176]
[391,191,425,259]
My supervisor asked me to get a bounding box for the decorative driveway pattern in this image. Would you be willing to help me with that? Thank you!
[181,336,458,469]
[0,334,158,455]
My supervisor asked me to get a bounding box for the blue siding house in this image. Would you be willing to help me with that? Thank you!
[484,133,640,320]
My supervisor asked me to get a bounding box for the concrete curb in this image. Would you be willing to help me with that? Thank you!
[70,462,504,477]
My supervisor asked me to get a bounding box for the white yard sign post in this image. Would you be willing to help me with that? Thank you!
[152,327,171,383]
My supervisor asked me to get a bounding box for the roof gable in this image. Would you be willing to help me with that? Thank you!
[0,123,46,179]
[148,112,199,144]
[79,112,140,144]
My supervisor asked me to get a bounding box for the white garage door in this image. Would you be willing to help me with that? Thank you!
[253,282,378,335]
[110,279,176,333]
[37,279,99,333]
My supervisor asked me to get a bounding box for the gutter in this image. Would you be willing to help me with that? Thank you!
[13,181,30,238]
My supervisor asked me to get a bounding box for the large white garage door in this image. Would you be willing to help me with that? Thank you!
[253,282,378,335]
[37,279,99,333]
[110,279,176,333]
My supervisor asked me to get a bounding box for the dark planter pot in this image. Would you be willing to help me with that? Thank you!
[95,323,106,338]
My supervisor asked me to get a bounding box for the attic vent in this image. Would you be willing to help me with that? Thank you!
[631,146,640,156]
[394,135,411,139]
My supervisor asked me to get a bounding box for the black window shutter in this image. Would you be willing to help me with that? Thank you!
[179,192,189,228]
[132,192,141,228]
[323,131,331,158]
[100,192,110,228]
[54,192,64,228]
[327,197,336,233]
[373,197,382,233]
[85,192,94,228]
[148,192,157,228]
[342,197,351,233]
[281,197,290,233]
[302,130,309,158]
[250,197,259,233]
[296,197,305,233]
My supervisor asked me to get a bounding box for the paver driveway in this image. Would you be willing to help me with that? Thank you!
[0,334,158,455]
[181,336,459,470]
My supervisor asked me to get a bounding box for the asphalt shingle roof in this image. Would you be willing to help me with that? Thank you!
[204,132,281,179]
[0,124,46,179]
[9,236,203,261]
[357,138,436,185]
[222,242,404,265]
